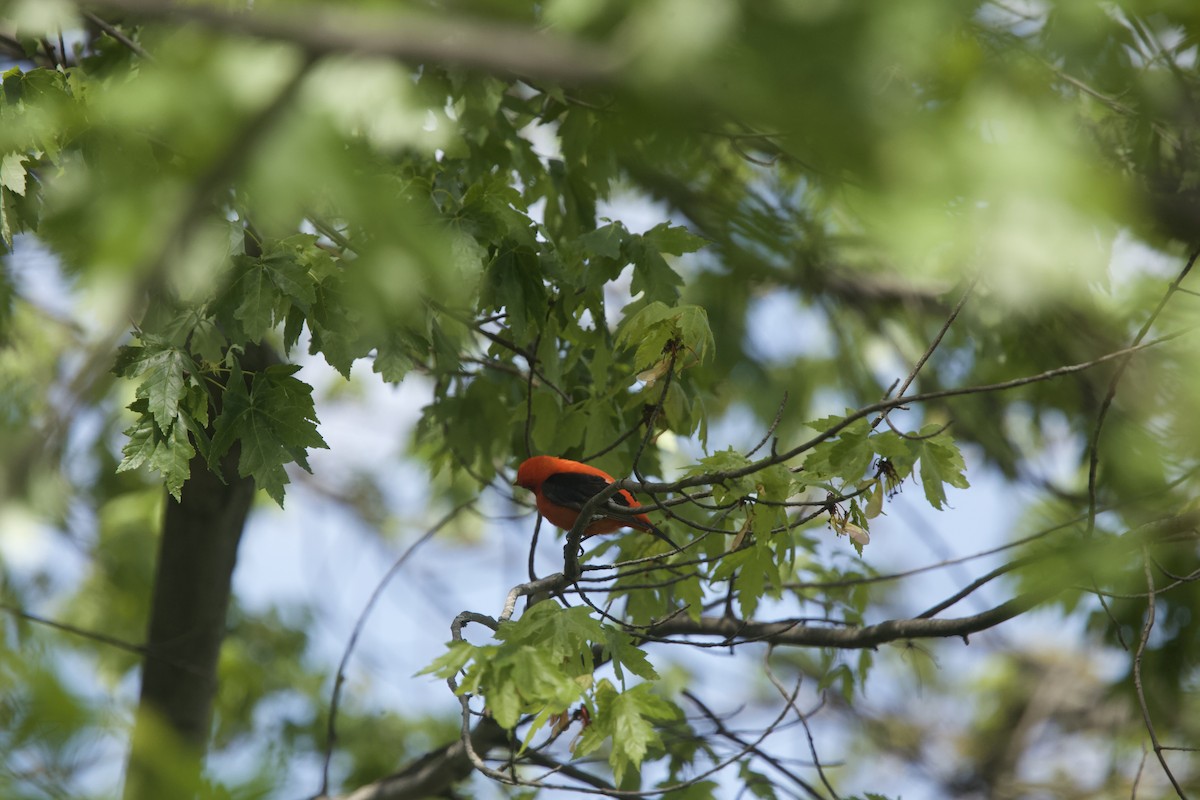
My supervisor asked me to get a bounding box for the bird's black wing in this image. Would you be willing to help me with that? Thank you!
[540,472,630,512]
[542,471,677,549]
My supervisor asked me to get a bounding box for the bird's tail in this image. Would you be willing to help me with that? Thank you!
[633,517,679,551]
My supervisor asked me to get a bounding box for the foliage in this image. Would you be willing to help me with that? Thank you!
[1,1,1200,799]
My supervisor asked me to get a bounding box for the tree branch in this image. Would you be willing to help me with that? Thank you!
[323,717,509,800]
[82,0,623,84]
[626,328,1197,495]
[649,593,1048,649]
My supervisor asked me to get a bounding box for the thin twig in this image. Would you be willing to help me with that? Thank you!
[579,421,641,463]
[628,327,1197,496]
[83,11,154,61]
[764,648,840,800]
[1087,249,1198,535]
[0,602,205,675]
[915,554,1039,618]
[873,274,977,430]
[683,690,826,800]
[1131,745,1149,800]
[319,500,473,796]
[523,331,540,458]
[1132,545,1188,798]
[746,392,788,459]
[632,349,679,476]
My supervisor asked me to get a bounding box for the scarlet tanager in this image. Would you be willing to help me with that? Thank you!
[515,456,678,549]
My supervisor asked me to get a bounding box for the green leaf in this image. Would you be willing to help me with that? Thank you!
[142,348,188,433]
[117,415,157,474]
[460,175,537,248]
[307,275,366,377]
[603,627,659,683]
[115,338,196,434]
[673,305,714,365]
[865,479,884,518]
[617,301,676,347]
[685,448,755,504]
[817,662,855,701]
[232,258,279,342]
[118,408,195,501]
[190,317,227,365]
[496,602,604,664]
[210,363,328,506]
[577,681,679,785]
[578,221,627,260]
[736,538,777,618]
[641,222,707,256]
[261,249,317,308]
[0,187,12,250]
[480,247,547,343]
[617,302,714,371]
[755,462,793,502]
[0,152,28,196]
[373,333,417,383]
[803,415,873,484]
[467,640,588,729]
[666,781,719,800]
[675,573,704,622]
[916,425,970,510]
[627,236,682,303]
[416,640,477,678]
[150,418,196,501]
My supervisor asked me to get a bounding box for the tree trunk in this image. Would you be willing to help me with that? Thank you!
[122,444,256,800]
[122,339,274,799]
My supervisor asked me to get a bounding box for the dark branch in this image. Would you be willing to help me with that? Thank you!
[649,593,1047,649]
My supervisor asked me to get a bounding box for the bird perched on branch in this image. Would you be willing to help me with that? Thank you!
[515,456,678,549]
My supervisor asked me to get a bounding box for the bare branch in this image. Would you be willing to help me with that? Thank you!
[763,651,840,800]
[684,690,827,800]
[872,274,977,430]
[0,599,164,662]
[746,392,788,459]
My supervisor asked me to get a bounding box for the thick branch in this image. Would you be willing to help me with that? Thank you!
[327,718,509,800]
[654,514,1200,648]
[82,0,623,83]
[649,592,1047,649]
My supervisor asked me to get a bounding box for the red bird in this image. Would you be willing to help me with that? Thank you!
[515,456,677,549]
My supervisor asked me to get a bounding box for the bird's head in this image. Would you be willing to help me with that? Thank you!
[515,455,552,490]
